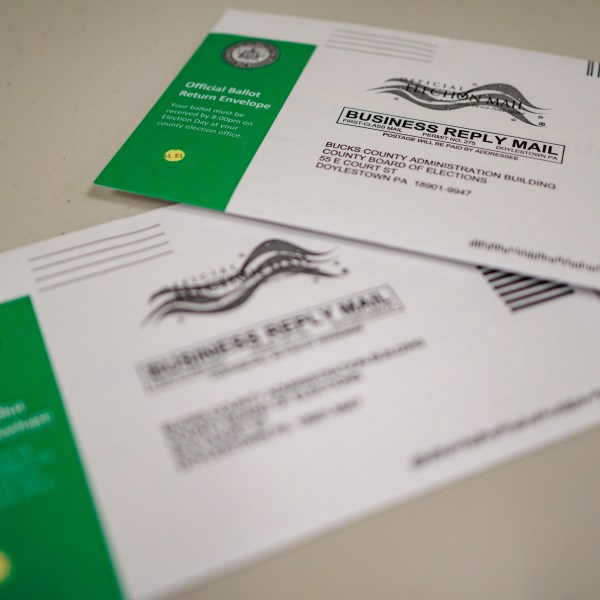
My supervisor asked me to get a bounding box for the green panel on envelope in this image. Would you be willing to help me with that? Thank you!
[95,33,315,210]
[0,297,122,599]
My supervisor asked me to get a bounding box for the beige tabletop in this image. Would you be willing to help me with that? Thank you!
[2,1,600,599]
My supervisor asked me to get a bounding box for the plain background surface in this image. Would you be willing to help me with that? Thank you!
[2,1,600,599]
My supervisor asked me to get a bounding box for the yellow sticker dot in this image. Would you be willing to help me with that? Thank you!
[164,149,185,162]
[0,551,12,584]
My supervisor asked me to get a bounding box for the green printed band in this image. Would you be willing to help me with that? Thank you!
[0,297,123,599]
[96,33,315,210]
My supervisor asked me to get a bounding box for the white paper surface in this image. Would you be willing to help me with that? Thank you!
[2,204,600,599]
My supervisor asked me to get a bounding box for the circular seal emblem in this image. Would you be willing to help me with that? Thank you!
[223,41,279,69]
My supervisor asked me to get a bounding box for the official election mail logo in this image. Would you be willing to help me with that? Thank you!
[144,239,348,324]
[371,78,546,125]
[223,41,280,69]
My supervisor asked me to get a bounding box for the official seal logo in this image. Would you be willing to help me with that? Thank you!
[223,41,280,69]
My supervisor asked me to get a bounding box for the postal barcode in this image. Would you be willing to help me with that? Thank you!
[477,266,574,312]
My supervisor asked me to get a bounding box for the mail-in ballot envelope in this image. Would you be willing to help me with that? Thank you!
[2,204,600,599]
[97,10,600,289]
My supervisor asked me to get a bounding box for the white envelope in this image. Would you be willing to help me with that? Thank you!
[1,204,600,599]
[97,10,600,289]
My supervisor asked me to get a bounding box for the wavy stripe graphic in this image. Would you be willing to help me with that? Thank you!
[371,79,546,124]
[144,240,347,323]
